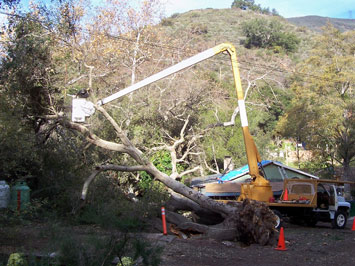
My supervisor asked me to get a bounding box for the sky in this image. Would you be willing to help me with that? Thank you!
[164,0,355,19]
[1,0,354,22]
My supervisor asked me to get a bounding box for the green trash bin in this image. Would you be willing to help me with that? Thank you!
[10,181,30,211]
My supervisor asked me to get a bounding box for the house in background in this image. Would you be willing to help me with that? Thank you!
[191,160,319,200]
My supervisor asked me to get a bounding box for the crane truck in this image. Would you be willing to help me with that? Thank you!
[72,43,353,229]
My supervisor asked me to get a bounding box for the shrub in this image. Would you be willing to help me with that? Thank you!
[190,23,208,35]
[242,18,300,53]
[161,18,173,27]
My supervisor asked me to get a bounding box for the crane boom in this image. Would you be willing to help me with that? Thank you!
[72,42,273,202]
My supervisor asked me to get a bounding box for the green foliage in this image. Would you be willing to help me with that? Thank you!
[138,151,173,190]
[7,253,28,266]
[299,159,334,179]
[190,23,208,35]
[0,104,41,180]
[160,18,173,26]
[42,225,163,266]
[0,197,51,227]
[170,13,180,18]
[241,18,300,53]
[0,13,60,126]
[253,84,293,134]
[231,0,260,11]
[132,239,162,266]
[77,177,166,231]
[231,0,278,15]
[201,108,248,168]
[138,150,185,190]
[277,25,355,174]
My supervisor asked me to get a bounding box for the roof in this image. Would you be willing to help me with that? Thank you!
[219,160,319,182]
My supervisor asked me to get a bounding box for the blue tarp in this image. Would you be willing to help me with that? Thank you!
[219,160,272,182]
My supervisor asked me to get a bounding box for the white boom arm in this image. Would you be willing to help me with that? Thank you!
[72,46,218,122]
[97,47,217,106]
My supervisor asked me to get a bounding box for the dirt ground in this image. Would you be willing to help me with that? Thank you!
[1,218,355,266]
[161,219,355,266]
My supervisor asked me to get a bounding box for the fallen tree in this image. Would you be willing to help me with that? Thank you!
[57,105,277,245]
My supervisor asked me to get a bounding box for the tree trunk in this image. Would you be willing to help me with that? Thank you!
[166,199,277,245]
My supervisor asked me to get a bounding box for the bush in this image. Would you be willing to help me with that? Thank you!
[190,23,208,35]
[47,228,162,266]
[242,18,300,53]
[161,18,173,27]
[77,176,167,231]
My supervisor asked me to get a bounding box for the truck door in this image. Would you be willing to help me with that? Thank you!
[328,185,338,211]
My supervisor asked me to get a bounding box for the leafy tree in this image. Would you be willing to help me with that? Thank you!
[231,0,278,15]
[271,8,279,16]
[0,12,60,132]
[0,95,41,180]
[231,0,257,10]
[277,25,355,181]
[241,18,300,53]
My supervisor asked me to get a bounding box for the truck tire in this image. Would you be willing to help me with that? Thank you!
[273,210,283,229]
[331,210,347,229]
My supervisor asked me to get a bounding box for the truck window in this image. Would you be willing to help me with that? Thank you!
[317,184,327,193]
[290,183,314,194]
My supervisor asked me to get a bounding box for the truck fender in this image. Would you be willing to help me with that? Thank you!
[329,210,335,220]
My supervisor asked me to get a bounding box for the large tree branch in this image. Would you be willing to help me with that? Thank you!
[60,119,128,152]
[96,164,148,172]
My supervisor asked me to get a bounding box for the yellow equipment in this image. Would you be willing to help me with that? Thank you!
[72,43,273,202]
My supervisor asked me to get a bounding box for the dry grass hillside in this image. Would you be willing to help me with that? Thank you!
[287,16,355,32]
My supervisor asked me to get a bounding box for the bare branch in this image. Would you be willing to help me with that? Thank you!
[81,169,102,200]
[96,164,148,172]
[84,63,94,91]
[208,70,272,128]
[96,105,148,164]
[180,166,201,177]
[67,74,87,85]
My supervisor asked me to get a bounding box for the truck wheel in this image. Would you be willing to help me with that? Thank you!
[332,210,347,229]
[273,210,282,229]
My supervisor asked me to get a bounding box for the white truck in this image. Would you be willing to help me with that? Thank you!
[268,179,352,229]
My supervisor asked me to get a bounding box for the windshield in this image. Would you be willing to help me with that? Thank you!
[336,186,345,197]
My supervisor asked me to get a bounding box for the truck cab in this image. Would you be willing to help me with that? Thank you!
[315,182,350,228]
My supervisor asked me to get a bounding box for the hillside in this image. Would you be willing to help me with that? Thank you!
[159,8,354,175]
[287,16,355,32]
[160,8,311,80]
[162,8,306,45]
[159,8,315,94]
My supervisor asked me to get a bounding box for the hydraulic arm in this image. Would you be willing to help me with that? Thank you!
[72,43,273,202]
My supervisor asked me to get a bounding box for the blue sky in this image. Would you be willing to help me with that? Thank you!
[164,0,355,19]
[3,0,354,20]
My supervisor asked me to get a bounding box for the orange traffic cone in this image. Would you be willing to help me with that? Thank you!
[275,227,287,251]
[352,218,355,231]
[283,188,289,201]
